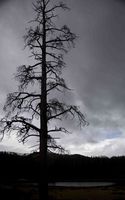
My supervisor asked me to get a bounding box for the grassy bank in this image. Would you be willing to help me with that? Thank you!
[49,185,125,200]
[1,182,125,200]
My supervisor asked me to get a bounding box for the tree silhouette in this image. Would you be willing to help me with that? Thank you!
[0,0,87,199]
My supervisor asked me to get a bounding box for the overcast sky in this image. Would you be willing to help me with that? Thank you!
[1,0,125,157]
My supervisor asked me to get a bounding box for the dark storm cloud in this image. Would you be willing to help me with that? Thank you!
[115,0,125,3]
[0,0,9,5]
[66,0,125,115]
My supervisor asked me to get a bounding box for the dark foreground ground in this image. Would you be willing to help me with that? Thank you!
[49,185,125,200]
[1,181,125,200]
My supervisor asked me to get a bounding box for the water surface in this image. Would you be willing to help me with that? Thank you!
[49,182,115,187]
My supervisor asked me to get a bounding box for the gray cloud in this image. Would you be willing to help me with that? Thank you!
[115,0,125,3]
[57,0,125,156]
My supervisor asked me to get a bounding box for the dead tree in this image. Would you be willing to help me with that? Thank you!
[0,0,87,199]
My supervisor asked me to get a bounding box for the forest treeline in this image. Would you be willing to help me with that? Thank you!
[0,152,125,182]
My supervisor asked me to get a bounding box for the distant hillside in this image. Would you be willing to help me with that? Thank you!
[0,151,125,182]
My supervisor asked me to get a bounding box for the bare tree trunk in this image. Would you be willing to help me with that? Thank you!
[39,0,48,199]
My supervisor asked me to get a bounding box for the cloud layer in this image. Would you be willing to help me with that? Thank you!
[0,0,125,156]
[59,0,125,156]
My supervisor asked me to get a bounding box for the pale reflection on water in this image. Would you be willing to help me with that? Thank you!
[49,182,115,187]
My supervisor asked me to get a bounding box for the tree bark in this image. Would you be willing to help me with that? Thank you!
[39,0,48,199]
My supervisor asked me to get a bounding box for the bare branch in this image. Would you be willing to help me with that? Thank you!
[48,127,70,134]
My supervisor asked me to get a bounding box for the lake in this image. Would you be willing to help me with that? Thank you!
[49,182,115,187]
